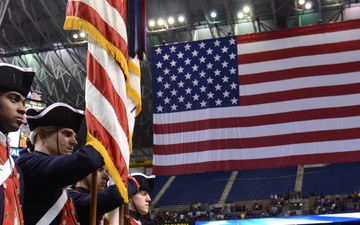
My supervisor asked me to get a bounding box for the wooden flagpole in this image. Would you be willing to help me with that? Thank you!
[90,171,98,225]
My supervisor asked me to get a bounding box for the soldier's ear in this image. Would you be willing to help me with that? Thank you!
[37,129,47,141]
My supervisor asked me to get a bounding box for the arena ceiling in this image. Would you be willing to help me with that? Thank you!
[0,0,357,163]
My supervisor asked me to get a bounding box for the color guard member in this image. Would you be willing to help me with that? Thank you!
[0,63,35,225]
[16,102,105,225]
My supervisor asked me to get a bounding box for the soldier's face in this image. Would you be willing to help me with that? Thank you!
[0,91,26,133]
[130,190,151,215]
[41,127,78,156]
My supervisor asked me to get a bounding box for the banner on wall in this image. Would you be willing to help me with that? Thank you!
[151,19,360,175]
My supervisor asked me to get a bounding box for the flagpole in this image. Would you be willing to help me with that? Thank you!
[119,205,124,225]
[125,203,130,225]
[90,171,98,225]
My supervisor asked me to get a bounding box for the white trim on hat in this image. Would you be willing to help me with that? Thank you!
[26,102,84,120]
[130,172,155,179]
[0,62,37,72]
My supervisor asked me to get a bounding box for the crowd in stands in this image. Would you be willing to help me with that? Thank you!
[142,191,360,224]
[142,191,295,223]
[303,192,360,215]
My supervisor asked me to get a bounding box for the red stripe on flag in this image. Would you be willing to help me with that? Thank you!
[236,19,360,44]
[238,40,360,64]
[239,61,360,85]
[153,151,360,175]
[240,83,360,105]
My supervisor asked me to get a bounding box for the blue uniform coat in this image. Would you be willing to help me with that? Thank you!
[69,178,138,225]
[69,185,124,225]
[16,145,104,225]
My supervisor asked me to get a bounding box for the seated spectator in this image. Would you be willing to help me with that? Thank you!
[230,203,234,212]
[253,202,259,211]
[246,207,253,216]
[242,204,246,211]
[235,203,241,212]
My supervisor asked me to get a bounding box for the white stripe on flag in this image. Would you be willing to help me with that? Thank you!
[238,28,360,54]
[153,93,360,123]
[239,50,360,75]
[153,139,360,165]
[240,72,360,96]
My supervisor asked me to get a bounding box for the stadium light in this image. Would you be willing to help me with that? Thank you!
[178,15,185,23]
[243,6,250,14]
[68,31,87,44]
[168,17,175,25]
[157,18,164,26]
[148,19,155,27]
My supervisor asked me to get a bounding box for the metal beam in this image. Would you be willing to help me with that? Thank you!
[269,0,278,28]
[0,0,10,27]
[222,0,235,35]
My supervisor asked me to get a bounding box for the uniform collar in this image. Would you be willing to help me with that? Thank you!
[0,131,8,146]
[129,210,141,221]
[75,186,90,193]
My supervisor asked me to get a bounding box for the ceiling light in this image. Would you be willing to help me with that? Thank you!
[178,16,185,23]
[79,32,86,38]
[148,19,155,27]
[168,17,175,25]
[237,12,244,19]
[210,11,217,18]
[69,31,87,44]
[243,6,250,13]
[305,2,312,9]
[298,0,305,5]
[157,18,164,26]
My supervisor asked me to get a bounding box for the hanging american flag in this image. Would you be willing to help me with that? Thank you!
[64,0,143,203]
[152,19,360,176]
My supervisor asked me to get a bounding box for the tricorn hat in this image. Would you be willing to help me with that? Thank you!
[130,173,155,193]
[0,63,36,97]
[26,102,85,133]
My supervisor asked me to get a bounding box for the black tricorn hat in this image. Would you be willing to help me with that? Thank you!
[130,173,155,193]
[0,63,36,97]
[26,102,85,133]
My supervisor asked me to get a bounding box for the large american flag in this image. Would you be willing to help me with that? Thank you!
[152,19,360,176]
[64,0,142,207]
